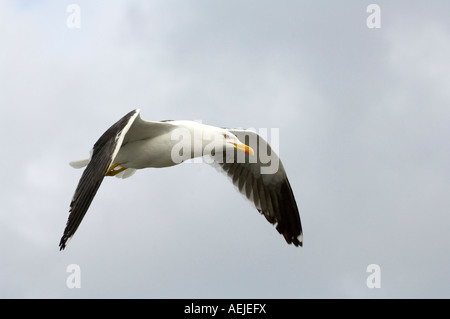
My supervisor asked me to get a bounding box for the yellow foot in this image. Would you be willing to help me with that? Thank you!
[106,162,127,176]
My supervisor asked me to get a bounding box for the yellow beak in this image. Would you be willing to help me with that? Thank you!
[233,143,254,155]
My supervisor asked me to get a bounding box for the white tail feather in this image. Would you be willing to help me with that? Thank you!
[69,158,90,169]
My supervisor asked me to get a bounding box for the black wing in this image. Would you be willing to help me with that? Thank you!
[215,129,303,247]
[59,109,140,250]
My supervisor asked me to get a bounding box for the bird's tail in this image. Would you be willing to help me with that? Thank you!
[69,158,90,169]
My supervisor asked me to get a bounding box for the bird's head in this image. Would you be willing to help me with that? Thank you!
[212,129,254,155]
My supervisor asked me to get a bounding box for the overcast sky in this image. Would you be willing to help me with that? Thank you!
[1,0,449,298]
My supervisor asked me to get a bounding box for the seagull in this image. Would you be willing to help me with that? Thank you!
[59,109,302,250]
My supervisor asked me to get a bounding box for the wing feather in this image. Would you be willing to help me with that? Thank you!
[215,129,303,247]
[59,109,140,250]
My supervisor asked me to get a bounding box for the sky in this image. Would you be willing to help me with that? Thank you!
[0,0,449,298]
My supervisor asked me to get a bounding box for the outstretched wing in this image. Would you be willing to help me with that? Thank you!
[215,129,303,247]
[59,109,140,250]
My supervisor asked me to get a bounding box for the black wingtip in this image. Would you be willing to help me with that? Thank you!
[284,232,303,247]
[59,236,68,251]
[293,232,303,247]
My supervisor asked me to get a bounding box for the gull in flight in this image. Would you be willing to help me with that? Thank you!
[59,109,302,250]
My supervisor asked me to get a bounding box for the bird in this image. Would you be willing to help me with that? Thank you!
[59,109,302,250]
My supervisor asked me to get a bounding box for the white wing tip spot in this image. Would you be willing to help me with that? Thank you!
[298,233,303,245]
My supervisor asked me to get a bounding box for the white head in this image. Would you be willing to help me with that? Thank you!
[204,127,254,156]
[170,121,254,164]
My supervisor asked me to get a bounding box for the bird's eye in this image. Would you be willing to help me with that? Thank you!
[223,134,229,139]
